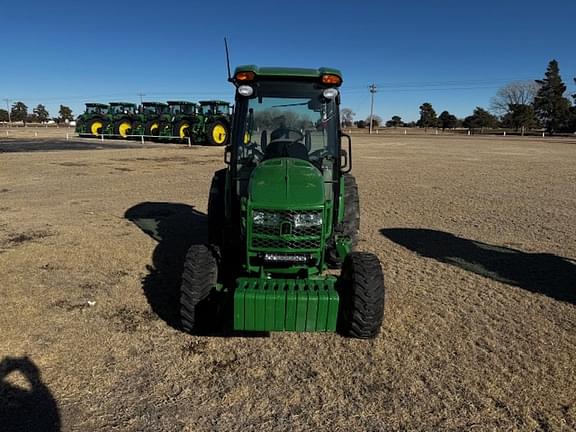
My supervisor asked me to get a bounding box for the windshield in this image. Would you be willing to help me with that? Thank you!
[109,105,134,114]
[236,81,338,166]
[170,104,195,115]
[86,106,106,114]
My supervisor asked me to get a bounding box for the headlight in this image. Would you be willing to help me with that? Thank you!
[253,211,281,226]
[293,213,322,227]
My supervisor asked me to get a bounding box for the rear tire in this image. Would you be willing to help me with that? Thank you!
[338,252,385,339]
[180,244,219,333]
[208,169,226,246]
[87,117,105,137]
[206,120,229,146]
[327,174,360,267]
[145,119,161,136]
[114,118,132,139]
[175,120,191,141]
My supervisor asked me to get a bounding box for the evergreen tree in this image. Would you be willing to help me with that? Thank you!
[33,104,50,123]
[533,60,572,134]
[463,107,498,132]
[11,102,28,124]
[417,103,438,131]
[501,104,537,134]
[0,109,8,122]
[386,115,403,128]
[438,111,458,130]
[58,105,74,123]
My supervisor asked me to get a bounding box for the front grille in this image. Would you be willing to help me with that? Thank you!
[251,209,323,251]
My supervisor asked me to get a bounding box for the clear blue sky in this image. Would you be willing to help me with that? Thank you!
[1,0,575,122]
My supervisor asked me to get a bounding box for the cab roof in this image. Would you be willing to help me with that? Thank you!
[109,102,137,107]
[85,103,109,108]
[142,102,168,107]
[199,100,230,106]
[167,101,197,106]
[233,65,343,84]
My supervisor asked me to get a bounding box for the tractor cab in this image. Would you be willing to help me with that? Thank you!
[141,102,169,115]
[108,102,137,116]
[84,103,109,115]
[199,100,232,116]
[167,101,198,116]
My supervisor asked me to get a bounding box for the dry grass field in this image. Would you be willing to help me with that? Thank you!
[1,132,575,431]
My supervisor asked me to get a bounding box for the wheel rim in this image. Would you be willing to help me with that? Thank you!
[212,124,226,144]
[90,121,103,136]
[118,121,131,138]
[150,122,159,135]
[179,123,189,138]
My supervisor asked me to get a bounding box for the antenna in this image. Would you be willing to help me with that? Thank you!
[224,37,232,82]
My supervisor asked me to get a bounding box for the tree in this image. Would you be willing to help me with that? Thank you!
[463,107,498,132]
[501,104,537,134]
[533,60,572,134]
[0,109,8,122]
[11,102,28,124]
[365,114,382,128]
[490,81,540,115]
[33,104,50,123]
[58,105,74,123]
[354,120,366,128]
[417,103,438,131]
[438,111,458,131]
[341,108,355,127]
[385,115,403,128]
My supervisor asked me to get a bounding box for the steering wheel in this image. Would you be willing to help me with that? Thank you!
[308,149,332,160]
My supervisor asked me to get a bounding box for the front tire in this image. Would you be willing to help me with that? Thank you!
[114,118,132,138]
[180,244,218,333]
[338,252,385,339]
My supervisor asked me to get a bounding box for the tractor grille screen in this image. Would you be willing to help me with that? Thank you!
[251,209,323,251]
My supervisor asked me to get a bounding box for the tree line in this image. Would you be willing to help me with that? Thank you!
[0,103,74,125]
[341,60,576,135]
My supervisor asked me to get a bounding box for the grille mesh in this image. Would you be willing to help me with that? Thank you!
[251,209,322,251]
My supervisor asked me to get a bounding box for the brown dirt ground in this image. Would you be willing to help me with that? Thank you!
[1,133,575,431]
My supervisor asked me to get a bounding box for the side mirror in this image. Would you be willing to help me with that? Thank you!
[340,132,352,173]
[224,145,232,164]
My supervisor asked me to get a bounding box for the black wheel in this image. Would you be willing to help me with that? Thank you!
[208,169,226,246]
[180,244,219,333]
[175,120,192,141]
[206,119,229,146]
[145,119,161,136]
[338,252,385,339]
[87,117,105,137]
[113,118,133,139]
[327,174,360,267]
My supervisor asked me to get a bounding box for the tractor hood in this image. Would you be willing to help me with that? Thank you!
[249,158,324,208]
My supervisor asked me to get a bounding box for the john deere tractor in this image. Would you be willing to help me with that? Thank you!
[196,100,232,146]
[180,66,385,338]
[102,102,138,139]
[132,102,170,138]
[75,103,109,137]
[163,101,199,141]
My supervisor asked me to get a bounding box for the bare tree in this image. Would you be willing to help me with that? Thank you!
[490,81,540,115]
[340,108,355,127]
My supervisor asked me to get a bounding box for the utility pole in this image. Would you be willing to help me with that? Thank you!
[368,84,377,134]
[137,93,145,104]
[3,98,12,127]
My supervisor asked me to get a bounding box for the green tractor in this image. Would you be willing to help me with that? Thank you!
[102,102,138,139]
[180,66,385,338]
[132,102,170,138]
[196,100,232,146]
[75,103,109,137]
[163,101,200,141]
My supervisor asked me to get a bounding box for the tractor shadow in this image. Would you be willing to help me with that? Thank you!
[0,356,61,432]
[381,228,576,304]
[124,202,267,337]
